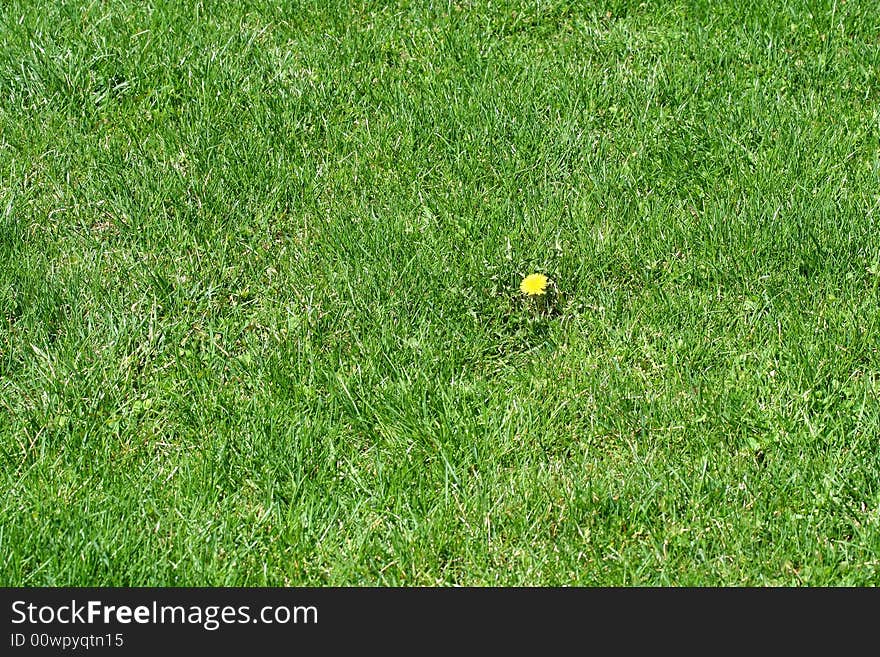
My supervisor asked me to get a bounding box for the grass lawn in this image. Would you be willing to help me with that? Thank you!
[2,0,880,586]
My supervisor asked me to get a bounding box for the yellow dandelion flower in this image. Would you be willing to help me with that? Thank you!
[520,273,549,296]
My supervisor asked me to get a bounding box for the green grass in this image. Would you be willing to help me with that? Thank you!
[2,0,880,585]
